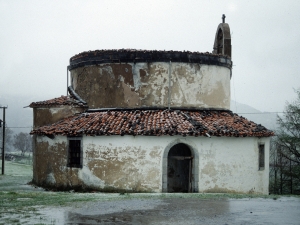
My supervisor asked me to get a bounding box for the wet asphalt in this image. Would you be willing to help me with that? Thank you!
[41,197,300,225]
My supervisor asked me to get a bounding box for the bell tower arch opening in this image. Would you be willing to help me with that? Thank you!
[216,28,224,54]
[212,14,232,58]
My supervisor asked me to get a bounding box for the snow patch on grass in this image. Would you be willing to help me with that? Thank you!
[78,166,105,188]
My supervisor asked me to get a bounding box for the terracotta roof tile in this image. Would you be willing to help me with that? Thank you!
[31,110,274,137]
[29,95,88,108]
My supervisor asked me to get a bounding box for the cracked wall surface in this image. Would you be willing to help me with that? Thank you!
[70,63,230,109]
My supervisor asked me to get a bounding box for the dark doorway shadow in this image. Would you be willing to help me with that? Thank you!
[167,143,193,193]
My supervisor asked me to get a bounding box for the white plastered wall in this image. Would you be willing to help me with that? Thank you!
[195,136,270,194]
[35,135,270,194]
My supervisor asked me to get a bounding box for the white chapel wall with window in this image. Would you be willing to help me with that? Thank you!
[33,135,269,194]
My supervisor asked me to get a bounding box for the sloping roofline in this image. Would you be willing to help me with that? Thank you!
[31,109,274,138]
[29,86,88,108]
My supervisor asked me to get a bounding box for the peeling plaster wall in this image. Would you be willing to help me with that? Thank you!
[34,135,165,191]
[33,135,83,187]
[70,63,230,110]
[33,106,85,128]
[34,135,269,194]
[83,136,163,192]
[196,137,270,194]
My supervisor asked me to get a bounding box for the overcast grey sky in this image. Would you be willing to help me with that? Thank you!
[0,0,299,113]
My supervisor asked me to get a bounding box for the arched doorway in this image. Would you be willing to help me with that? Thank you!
[167,143,193,193]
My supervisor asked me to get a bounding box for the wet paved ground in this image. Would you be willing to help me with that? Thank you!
[1,162,300,224]
[40,196,300,225]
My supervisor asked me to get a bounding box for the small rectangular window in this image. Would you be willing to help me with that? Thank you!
[67,137,82,168]
[258,144,265,170]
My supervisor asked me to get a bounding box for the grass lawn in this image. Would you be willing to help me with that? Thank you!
[1,159,33,176]
[0,161,33,191]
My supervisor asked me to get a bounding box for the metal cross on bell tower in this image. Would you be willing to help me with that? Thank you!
[222,14,226,23]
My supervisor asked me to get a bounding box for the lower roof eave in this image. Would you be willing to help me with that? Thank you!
[30,109,274,138]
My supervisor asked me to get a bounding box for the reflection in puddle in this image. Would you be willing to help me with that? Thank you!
[63,198,230,224]
[13,197,300,225]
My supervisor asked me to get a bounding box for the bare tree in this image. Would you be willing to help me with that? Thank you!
[0,127,14,152]
[270,89,300,194]
[13,132,32,156]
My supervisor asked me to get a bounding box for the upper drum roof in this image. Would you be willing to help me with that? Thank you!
[69,49,232,71]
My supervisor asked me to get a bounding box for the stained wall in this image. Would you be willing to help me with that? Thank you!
[196,137,270,194]
[33,135,269,194]
[70,63,231,110]
[33,106,85,128]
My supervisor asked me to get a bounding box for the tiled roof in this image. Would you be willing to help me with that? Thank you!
[69,49,232,71]
[70,49,230,61]
[31,109,274,137]
[29,95,88,108]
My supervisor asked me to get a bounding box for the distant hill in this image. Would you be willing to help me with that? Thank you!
[230,100,278,131]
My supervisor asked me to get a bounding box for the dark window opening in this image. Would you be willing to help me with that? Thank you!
[68,138,82,168]
[259,144,265,170]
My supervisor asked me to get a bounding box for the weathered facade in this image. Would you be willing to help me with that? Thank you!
[32,135,270,193]
[30,20,273,194]
[69,53,231,110]
[30,94,88,128]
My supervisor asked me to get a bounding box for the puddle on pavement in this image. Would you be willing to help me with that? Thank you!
[7,197,300,225]
[38,198,231,224]
[0,207,66,225]
[228,197,300,225]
